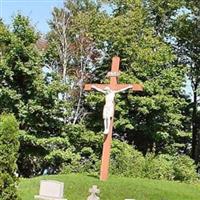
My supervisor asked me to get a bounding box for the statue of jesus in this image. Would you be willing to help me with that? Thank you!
[91,85,132,134]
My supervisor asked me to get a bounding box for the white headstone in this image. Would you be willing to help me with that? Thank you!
[124,199,135,200]
[34,180,67,200]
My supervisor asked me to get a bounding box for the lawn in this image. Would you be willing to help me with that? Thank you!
[19,174,200,200]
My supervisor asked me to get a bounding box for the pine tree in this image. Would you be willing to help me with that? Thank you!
[0,114,20,200]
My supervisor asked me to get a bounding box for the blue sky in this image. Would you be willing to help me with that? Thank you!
[1,0,65,33]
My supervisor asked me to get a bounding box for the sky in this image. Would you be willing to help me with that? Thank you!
[1,0,65,33]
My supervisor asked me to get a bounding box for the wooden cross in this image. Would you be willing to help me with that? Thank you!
[84,56,143,181]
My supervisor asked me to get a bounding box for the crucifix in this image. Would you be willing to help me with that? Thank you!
[84,56,143,181]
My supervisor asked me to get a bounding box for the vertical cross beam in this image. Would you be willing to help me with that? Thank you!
[110,56,120,85]
[100,57,119,181]
[100,116,114,181]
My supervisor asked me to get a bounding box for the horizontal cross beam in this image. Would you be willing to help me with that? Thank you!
[84,84,143,91]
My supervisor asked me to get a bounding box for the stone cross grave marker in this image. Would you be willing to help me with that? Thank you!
[87,185,100,200]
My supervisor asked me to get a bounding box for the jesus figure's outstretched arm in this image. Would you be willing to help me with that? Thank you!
[115,85,132,93]
[91,85,106,94]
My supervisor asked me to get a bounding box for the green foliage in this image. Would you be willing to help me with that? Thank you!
[63,124,102,154]
[144,0,185,35]
[84,0,186,154]
[60,124,102,174]
[12,14,37,45]
[0,1,198,182]
[144,153,174,180]
[45,149,80,173]
[111,140,145,177]
[17,131,71,177]
[0,114,20,200]
[110,140,197,182]
[171,0,200,163]
[60,153,100,175]
[17,123,102,176]
[0,14,70,177]
[173,155,197,182]
[144,153,197,182]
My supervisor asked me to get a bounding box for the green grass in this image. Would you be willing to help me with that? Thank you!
[19,174,200,200]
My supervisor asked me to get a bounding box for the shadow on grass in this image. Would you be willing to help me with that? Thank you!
[86,173,99,179]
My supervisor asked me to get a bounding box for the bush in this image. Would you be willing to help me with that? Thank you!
[173,155,197,182]
[17,124,102,177]
[144,153,174,180]
[110,141,198,182]
[0,114,20,200]
[60,153,100,175]
[110,140,145,178]
[59,124,102,175]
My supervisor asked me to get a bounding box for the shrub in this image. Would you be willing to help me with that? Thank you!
[173,155,197,182]
[18,124,102,177]
[144,153,174,180]
[143,153,197,182]
[0,114,20,200]
[59,124,102,175]
[110,140,145,177]
[60,153,100,175]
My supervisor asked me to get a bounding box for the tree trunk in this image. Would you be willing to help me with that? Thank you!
[192,82,198,163]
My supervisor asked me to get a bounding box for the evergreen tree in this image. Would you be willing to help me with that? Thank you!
[0,114,20,200]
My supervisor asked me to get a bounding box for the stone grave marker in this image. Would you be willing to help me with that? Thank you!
[87,185,100,200]
[34,180,67,200]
